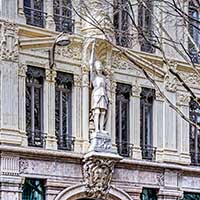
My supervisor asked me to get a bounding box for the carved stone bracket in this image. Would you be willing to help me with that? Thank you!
[0,21,19,62]
[164,74,177,92]
[83,154,121,199]
[132,85,142,97]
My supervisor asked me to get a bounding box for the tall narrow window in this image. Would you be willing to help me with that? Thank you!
[53,0,74,33]
[116,83,132,157]
[140,188,158,200]
[138,0,155,53]
[26,66,44,147]
[140,87,156,160]
[189,99,200,165]
[55,72,74,151]
[22,178,45,200]
[188,1,200,63]
[24,0,46,28]
[113,0,131,47]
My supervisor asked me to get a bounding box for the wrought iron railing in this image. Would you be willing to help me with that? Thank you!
[24,7,47,28]
[141,145,156,161]
[57,134,75,151]
[115,31,134,48]
[116,141,133,157]
[190,151,200,165]
[54,14,75,33]
[27,130,45,148]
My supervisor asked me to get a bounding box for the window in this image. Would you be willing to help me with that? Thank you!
[22,178,45,200]
[53,0,74,33]
[140,88,156,160]
[183,192,200,200]
[138,0,155,53]
[116,83,132,157]
[189,99,200,165]
[140,188,158,200]
[24,0,46,28]
[188,1,200,63]
[26,66,44,147]
[55,72,74,151]
[113,0,131,47]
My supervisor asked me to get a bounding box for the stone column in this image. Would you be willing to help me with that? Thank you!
[18,63,27,146]
[45,0,56,31]
[130,85,142,159]
[176,93,191,165]
[81,66,90,152]
[162,75,179,163]
[155,90,165,161]
[45,69,57,150]
[73,74,82,153]
[110,81,117,147]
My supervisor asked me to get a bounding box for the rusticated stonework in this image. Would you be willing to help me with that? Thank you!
[0,21,19,62]
[82,156,115,199]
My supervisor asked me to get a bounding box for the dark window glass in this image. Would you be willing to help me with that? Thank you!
[183,192,200,200]
[140,188,158,200]
[53,0,74,33]
[140,87,156,160]
[138,0,155,53]
[116,83,132,157]
[188,1,200,63]
[23,0,46,28]
[26,66,44,147]
[22,178,45,200]
[113,0,131,47]
[55,72,74,151]
[189,99,200,164]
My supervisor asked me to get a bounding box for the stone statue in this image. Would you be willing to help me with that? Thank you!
[89,40,109,133]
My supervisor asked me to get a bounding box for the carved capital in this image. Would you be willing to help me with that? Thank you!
[164,74,177,92]
[0,21,19,62]
[83,156,116,199]
[45,69,57,82]
[82,64,90,74]
[131,85,141,97]
[82,73,89,87]
[74,74,81,87]
[177,93,191,106]
[18,63,27,77]
[110,81,117,94]
[155,90,164,102]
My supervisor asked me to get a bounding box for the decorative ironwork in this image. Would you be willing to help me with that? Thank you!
[189,99,200,165]
[140,88,156,160]
[24,0,46,28]
[55,72,74,151]
[26,66,44,148]
[138,0,155,53]
[116,83,131,156]
[22,178,45,200]
[53,0,74,33]
[116,141,133,157]
[141,145,156,160]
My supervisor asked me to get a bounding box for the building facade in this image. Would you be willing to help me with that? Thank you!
[0,0,200,200]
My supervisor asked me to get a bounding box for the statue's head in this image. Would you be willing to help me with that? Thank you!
[95,60,103,74]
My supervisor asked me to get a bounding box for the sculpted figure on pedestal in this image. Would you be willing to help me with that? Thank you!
[89,40,109,133]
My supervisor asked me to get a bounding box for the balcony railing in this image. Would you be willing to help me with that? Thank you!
[115,31,134,48]
[24,7,47,28]
[190,151,200,165]
[116,141,133,157]
[27,130,45,148]
[57,134,75,151]
[54,14,75,33]
[141,145,156,161]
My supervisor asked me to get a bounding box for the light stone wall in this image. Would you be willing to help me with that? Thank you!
[0,0,199,200]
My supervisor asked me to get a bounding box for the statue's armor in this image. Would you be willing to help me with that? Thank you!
[91,75,108,110]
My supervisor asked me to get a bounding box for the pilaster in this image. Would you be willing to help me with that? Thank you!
[130,85,142,159]
[18,63,28,146]
[73,74,82,153]
[45,69,57,150]
[128,186,142,200]
[45,0,56,31]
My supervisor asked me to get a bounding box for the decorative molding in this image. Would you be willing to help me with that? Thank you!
[164,74,177,92]
[19,159,29,174]
[83,156,115,199]
[18,63,27,77]
[131,85,142,97]
[155,90,164,102]
[176,93,191,106]
[74,74,82,87]
[156,173,165,186]
[45,69,57,82]
[178,72,200,87]
[0,21,19,62]
[1,156,19,176]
